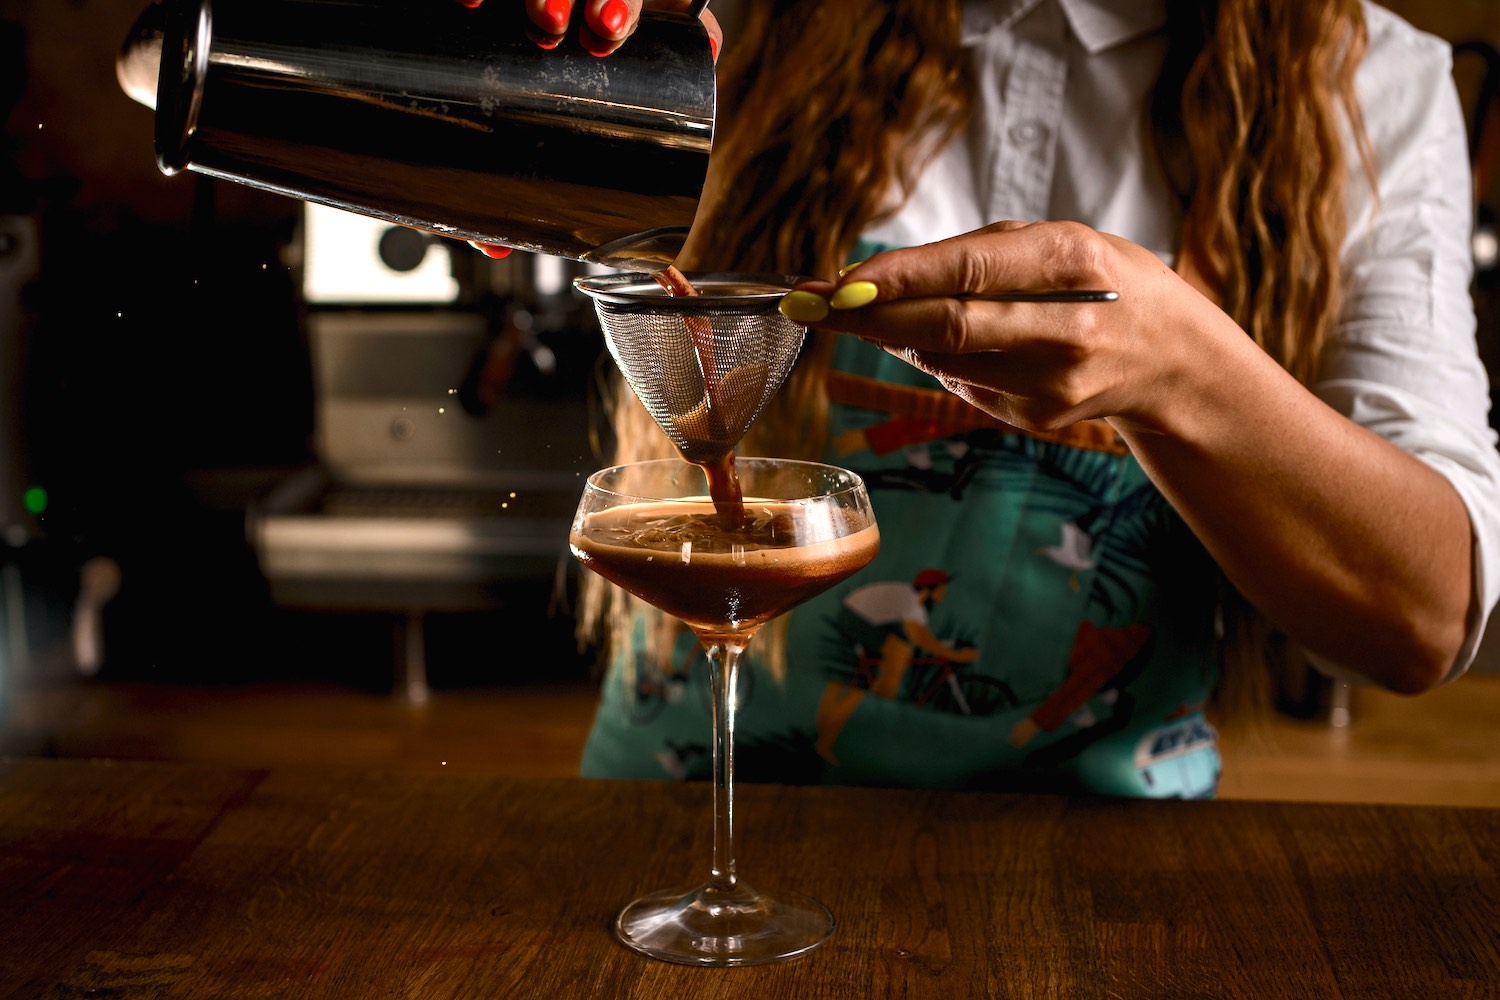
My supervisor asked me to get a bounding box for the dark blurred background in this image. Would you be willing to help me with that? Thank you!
[0,0,616,700]
[0,0,1496,717]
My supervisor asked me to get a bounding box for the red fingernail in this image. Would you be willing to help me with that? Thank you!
[598,0,629,35]
[542,0,570,34]
[708,34,719,61]
[469,241,513,259]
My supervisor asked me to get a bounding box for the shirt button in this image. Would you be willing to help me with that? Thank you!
[1010,121,1043,143]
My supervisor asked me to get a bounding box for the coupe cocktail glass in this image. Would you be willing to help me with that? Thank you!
[570,456,879,965]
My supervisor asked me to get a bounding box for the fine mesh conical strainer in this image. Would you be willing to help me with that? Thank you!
[574,272,810,464]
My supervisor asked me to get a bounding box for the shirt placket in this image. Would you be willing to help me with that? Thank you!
[985,18,1068,224]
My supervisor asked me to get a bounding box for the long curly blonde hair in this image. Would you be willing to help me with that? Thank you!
[577,0,1373,720]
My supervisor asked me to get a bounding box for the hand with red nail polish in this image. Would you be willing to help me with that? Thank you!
[577,1,722,61]
[440,0,721,261]
[454,1,720,61]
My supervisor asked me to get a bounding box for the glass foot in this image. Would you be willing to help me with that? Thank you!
[614,880,834,967]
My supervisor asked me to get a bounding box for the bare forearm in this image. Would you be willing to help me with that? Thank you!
[1113,331,1473,692]
[788,224,1479,691]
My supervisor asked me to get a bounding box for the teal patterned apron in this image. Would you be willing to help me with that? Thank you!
[581,261,1224,799]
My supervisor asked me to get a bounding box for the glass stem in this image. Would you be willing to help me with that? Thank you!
[706,639,744,893]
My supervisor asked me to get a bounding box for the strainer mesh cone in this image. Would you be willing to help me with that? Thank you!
[575,273,809,464]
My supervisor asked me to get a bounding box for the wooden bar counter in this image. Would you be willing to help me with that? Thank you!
[2,756,1496,998]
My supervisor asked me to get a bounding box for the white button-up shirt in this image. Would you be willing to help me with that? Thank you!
[864,0,1500,677]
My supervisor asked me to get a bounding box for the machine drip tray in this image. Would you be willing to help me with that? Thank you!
[248,464,582,612]
[247,465,587,703]
[243,306,604,700]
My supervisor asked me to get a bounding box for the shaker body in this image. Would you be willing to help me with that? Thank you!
[135,0,715,270]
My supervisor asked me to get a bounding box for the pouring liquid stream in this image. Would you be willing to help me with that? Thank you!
[652,264,746,530]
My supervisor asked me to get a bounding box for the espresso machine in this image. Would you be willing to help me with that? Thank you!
[246,204,612,702]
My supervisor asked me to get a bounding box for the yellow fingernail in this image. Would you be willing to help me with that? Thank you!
[779,289,829,323]
[837,260,866,278]
[830,280,879,310]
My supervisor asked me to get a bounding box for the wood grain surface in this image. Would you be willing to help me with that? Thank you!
[1,758,1496,998]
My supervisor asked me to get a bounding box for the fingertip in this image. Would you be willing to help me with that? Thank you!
[579,29,619,57]
[539,0,571,34]
[469,241,513,260]
[780,290,830,323]
[593,0,632,37]
[830,281,879,310]
[700,8,723,62]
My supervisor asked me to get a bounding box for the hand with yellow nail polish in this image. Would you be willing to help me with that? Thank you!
[783,218,1227,435]
[551,0,1489,788]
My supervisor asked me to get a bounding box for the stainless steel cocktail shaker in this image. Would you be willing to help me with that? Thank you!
[116,0,716,271]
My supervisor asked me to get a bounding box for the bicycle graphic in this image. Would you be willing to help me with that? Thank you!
[849,640,1018,717]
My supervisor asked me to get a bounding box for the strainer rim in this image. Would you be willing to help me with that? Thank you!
[583,456,870,504]
[573,271,812,307]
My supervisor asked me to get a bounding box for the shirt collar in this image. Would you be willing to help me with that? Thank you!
[965,0,1167,53]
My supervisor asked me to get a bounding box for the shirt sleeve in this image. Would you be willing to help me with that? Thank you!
[1314,8,1500,682]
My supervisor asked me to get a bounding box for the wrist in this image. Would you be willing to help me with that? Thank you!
[1110,298,1269,445]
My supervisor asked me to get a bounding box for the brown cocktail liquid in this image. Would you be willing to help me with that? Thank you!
[571,500,880,642]
[652,264,745,529]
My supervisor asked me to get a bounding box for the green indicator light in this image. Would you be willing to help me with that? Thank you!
[22,486,48,515]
